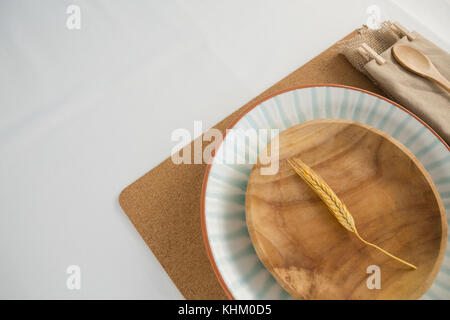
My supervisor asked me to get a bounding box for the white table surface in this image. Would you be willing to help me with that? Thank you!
[0,0,448,299]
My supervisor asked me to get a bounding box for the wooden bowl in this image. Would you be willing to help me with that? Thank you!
[246,119,447,300]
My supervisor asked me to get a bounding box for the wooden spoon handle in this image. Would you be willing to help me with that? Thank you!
[429,69,450,92]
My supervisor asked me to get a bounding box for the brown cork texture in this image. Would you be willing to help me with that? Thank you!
[118,30,386,300]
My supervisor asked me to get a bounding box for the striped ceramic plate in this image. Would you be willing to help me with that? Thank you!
[201,85,450,300]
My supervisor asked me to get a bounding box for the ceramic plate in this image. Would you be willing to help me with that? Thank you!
[201,85,450,300]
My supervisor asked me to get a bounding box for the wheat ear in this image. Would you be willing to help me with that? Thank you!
[287,157,417,270]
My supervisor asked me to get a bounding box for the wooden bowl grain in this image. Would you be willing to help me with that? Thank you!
[246,119,447,299]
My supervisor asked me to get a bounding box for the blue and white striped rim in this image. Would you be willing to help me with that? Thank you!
[201,85,450,300]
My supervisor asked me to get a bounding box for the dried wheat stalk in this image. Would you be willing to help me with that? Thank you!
[287,157,417,270]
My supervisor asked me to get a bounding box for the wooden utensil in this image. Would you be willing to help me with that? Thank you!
[246,119,447,300]
[392,44,450,92]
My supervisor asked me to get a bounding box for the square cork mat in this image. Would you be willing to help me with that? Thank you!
[118,30,387,300]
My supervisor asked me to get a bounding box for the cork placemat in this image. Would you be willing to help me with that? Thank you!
[118,30,387,300]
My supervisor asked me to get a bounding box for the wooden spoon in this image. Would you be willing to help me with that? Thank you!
[392,45,450,92]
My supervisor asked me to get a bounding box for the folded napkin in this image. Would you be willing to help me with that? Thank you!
[339,24,450,145]
[365,32,450,144]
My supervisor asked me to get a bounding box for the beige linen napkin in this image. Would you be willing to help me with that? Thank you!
[365,31,450,143]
